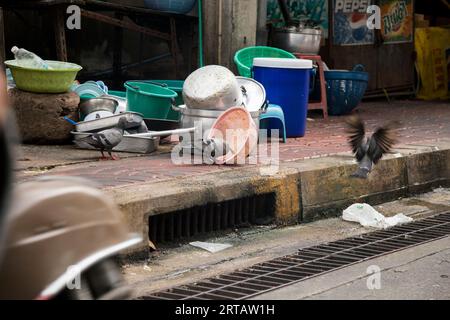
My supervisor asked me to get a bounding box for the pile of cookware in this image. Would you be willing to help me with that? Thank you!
[175,65,267,149]
[70,96,159,154]
[272,24,322,55]
[69,65,268,159]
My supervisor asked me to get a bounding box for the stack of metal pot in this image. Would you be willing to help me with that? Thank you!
[272,24,322,55]
[175,65,267,141]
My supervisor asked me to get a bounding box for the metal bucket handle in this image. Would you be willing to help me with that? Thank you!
[171,98,178,110]
[140,81,169,88]
[172,104,186,112]
[126,83,140,92]
[125,81,170,91]
[126,80,169,88]
[126,82,177,109]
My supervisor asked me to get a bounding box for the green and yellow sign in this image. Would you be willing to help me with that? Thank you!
[380,0,413,43]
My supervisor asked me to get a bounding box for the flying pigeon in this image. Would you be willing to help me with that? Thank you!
[77,117,127,160]
[345,115,398,179]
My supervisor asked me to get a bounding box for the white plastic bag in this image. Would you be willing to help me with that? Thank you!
[189,241,233,253]
[343,203,413,229]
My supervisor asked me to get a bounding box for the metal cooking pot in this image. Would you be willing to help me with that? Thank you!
[272,26,322,54]
[182,65,243,111]
[177,77,267,135]
[177,74,267,148]
[79,98,118,120]
[174,104,265,134]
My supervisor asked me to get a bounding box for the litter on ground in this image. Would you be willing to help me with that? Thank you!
[189,241,233,253]
[342,203,413,229]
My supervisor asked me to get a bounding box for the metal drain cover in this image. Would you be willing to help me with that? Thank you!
[139,211,450,300]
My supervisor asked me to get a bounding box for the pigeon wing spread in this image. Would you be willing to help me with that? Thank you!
[367,124,397,164]
[345,116,366,162]
[346,116,398,179]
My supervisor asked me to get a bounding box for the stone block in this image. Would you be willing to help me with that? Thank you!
[9,88,79,144]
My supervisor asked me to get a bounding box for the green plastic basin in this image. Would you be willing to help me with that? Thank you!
[125,81,178,120]
[5,60,82,93]
[150,80,184,121]
[234,46,296,78]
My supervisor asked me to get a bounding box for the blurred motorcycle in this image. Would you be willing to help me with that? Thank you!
[0,72,142,300]
[0,177,142,300]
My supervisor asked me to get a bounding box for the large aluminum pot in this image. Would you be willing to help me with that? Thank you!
[183,65,243,111]
[175,104,265,134]
[272,26,322,54]
[177,77,267,134]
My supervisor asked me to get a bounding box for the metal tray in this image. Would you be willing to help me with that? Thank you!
[75,112,144,132]
[72,132,159,154]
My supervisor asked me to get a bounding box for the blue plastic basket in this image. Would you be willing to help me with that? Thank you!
[325,64,369,116]
[144,0,196,14]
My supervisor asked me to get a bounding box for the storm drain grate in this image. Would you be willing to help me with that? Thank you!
[148,193,275,245]
[140,211,450,300]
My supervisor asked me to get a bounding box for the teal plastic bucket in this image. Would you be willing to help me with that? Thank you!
[125,81,177,119]
[108,90,126,98]
[150,80,184,121]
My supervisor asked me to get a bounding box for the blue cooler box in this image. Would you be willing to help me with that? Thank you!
[253,58,312,137]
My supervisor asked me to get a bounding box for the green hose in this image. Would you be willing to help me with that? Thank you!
[198,0,204,67]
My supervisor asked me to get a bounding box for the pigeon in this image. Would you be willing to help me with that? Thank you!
[206,138,231,161]
[345,115,398,179]
[77,117,128,160]
[194,138,231,164]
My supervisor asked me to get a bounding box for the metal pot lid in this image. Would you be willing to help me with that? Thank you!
[236,77,266,113]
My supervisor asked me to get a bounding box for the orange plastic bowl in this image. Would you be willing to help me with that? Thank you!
[207,106,258,165]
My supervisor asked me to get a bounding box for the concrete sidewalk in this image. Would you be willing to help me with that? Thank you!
[12,100,450,255]
[15,100,450,187]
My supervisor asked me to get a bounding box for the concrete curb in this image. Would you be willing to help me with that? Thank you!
[109,140,450,255]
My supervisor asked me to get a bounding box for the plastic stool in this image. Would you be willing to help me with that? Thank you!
[293,54,328,119]
[259,104,287,143]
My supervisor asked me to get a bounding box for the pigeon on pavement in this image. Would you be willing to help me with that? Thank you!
[77,117,128,160]
[346,115,398,179]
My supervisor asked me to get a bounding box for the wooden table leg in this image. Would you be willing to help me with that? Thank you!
[169,17,180,79]
[113,12,123,88]
[53,6,68,61]
[188,20,195,72]
[0,8,6,66]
